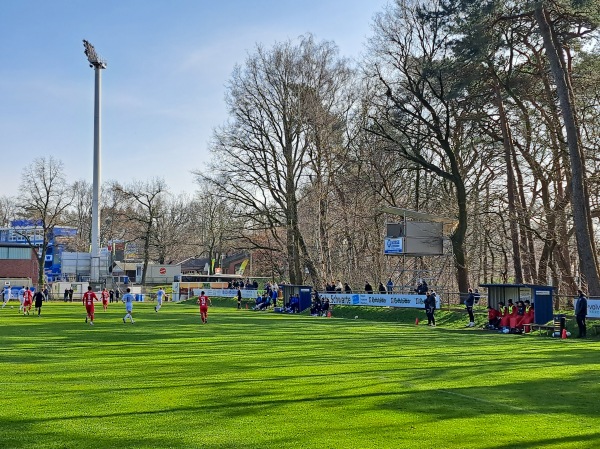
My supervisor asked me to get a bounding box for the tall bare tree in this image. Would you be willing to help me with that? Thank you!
[17,157,73,286]
[0,196,16,227]
[366,0,476,297]
[112,178,167,285]
[201,35,351,285]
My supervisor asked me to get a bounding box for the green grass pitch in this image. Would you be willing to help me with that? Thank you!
[1,301,599,449]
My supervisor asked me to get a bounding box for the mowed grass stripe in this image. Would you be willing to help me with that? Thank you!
[0,302,599,449]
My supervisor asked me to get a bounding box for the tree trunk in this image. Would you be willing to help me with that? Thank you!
[495,84,523,283]
[452,174,470,302]
[534,5,600,294]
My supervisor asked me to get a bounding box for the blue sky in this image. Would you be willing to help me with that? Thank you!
[0,0,389,198]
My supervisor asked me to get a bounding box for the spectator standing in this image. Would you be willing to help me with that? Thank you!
[109,289,115,303]
[344,283,352,294]
[68,288,73,302]
[386,278,394,293]
[465,288,476,327]
[429,290,437,326]
[43,285,49,301]
[272,287,278,307]
[64,288,69,302]
[575,289,588,338]
[424,291,435,326]
[237,288,242,309]
[34,289,44,316]
[378,282,386,294]
[415,280,428,295]
[365,281,373,294]
[335,280,343,293]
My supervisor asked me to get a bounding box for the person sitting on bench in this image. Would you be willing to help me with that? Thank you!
[253,294,267,310]
[487,305,501,329]
[310,294,322,316]
[321,299,330,316]
[289,295,300,313]
[257,293,272,310]
[504,299,518,331]
[516,300,534,331]
[512,301,526,332]
[499,300,512,329]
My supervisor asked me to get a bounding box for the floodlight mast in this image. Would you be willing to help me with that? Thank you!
[83,39,106,285]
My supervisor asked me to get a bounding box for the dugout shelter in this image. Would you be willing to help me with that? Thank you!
[280,284,312,312]
[480,283,553,325]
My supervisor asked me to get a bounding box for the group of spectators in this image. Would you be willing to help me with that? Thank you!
[228,279,260,290]
[309,292,330,317]
[324,278,396,294]
[251,282,280,311]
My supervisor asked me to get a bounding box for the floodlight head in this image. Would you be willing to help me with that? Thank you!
[83,39,107,69]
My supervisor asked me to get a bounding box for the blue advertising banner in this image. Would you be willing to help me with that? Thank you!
[384,237,404,255]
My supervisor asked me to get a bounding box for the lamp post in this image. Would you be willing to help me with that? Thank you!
[83,40,106,284]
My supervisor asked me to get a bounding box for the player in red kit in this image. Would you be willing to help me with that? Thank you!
[83,286,98,326]
[197,291,211,324]
[101,288,109,311]
[23,287,33,315]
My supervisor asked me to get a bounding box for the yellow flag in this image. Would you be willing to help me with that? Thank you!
[238,259,249,275]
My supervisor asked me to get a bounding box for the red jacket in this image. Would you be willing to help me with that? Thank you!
[488,308,499,320]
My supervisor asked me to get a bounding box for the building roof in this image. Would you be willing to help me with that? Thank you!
[178,257,211,273]
[381,206,458,235]
[112,262,138,273]
[479,283,554,289]
[0,242,36,249]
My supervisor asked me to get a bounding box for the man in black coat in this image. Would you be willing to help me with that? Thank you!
[575,289,588,338]
[34,289,45,316]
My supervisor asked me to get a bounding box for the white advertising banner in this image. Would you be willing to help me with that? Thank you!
[318,292,440,309]
[586,298,600,318]
[190,288,263,299]
[171,286,265,301]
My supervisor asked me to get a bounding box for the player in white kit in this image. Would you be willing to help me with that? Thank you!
[2,286,11,308]
[122,288,135,324]
[155,288,165,312]
[18,286,26,313]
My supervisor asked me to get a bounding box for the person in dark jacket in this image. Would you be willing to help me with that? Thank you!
[365,281,373,294]
[425,291,436,326]
[415,280,428,295]
[465,288,476,327]
[378,282,387,294]
[575,289,588,338]
[34,289,45,316]
[344,283,352,294]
